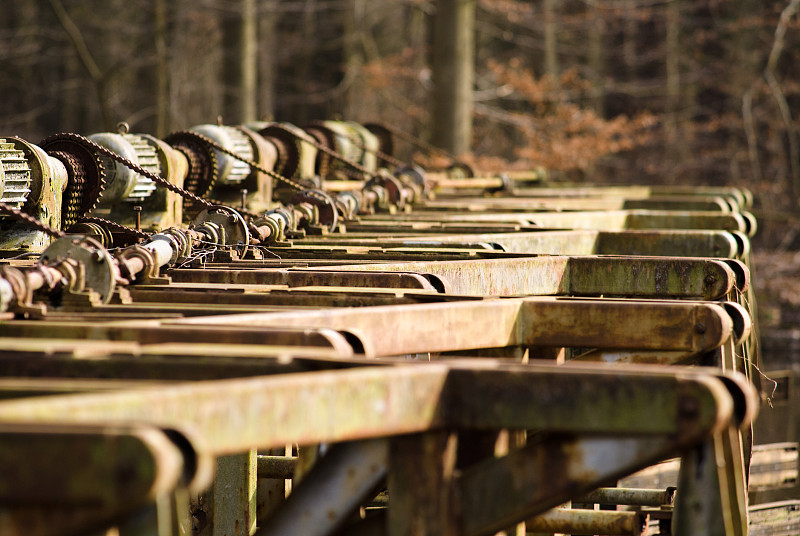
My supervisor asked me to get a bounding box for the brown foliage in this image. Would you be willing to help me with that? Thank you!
[468,62,656,175]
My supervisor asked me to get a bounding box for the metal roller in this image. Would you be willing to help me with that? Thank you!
[189,124,254,186]
[88,131,160,205]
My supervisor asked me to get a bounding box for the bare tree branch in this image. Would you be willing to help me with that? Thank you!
[47,0,113,129]
[741,89,762,184]
[765,0,800,200]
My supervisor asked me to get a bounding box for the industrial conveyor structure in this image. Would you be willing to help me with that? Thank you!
[0,120,790,535]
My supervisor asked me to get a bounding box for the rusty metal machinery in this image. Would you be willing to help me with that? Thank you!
[303,120,382,176]
[0,119,785,536]
[0,139,34,211]
[0,137,68,253]
[88,124,189,231]
[249,121,319,183]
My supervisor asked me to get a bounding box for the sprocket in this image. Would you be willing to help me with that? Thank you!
[163,131,219,198]
[39,133,107,228]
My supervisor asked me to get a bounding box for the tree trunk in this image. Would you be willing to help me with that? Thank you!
[664,0,681,161]
[587,0,604,116]
[623,0,638,81]
[15,2,39,135]
[431,0,475,155]
[543,0,559,81]
[258,0,279,121]
[295,0,317,124]
[154,0,169,137]
[342,0,365,120]
[223,0,258,124]
[240,0,258,123]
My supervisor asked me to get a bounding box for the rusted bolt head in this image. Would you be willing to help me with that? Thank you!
[704,274,716,285]
[694,323,706,334]
[228,215,238,224]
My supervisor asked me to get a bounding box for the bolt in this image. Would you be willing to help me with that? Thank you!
[228,215,238,224]
[133,206,142,232]
[694,323,706,334]
[704,274,716,285]
[93,251,104,263]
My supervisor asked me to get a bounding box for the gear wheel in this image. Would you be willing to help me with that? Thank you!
[39,133,106,228]
[291,188,339,233]
[303,122,336,178]
[364,123,395,162]
[0,138,33,215]
[47,150,84,228]
[163,131,219,198]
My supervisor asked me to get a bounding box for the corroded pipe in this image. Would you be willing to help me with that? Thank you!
[526,508,648,536]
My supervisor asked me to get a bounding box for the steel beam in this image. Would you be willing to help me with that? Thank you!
[357,208,753,235]
[505,184,751,209]
[526,508,648,536]
[292,229,744,258]
[303,256,737,299]
[257,439,388,536]
[0,363,749,455]
[169,297,733,357]
[578,486,675,507]
[0,322,355,356]
[0,423,184,506]
[166,269,437,290]
[0,344,370,381]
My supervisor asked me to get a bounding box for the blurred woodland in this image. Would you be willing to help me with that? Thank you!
[1,0,800,239]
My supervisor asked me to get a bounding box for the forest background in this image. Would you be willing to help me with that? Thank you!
[2,0,800,327]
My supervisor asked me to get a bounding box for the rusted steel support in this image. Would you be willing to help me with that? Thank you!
[171,297,734,357]
[0,364,754,535]
[0,423,186,506]
[359,208,754,235]
[0,125,765,536]
[578,486,675,507]
[0,378,165,397]
[441,194,733,212]
[674,430,748,536]
[167,268,438,291]
[0,322,356,356]
[0,344,371,381]
[309,256,737,299]
[257,455,296,479]
[210,451,258,536]
[526,508,648,535]
[0,365,449,455]
[507,184,752,209]
[294,229,745,258]
[453,433,715,535]
[257,439,387,536]
[108,286,444,311]
[0,424,190,536]
[0,363,752,454]
[387,432,457,536]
